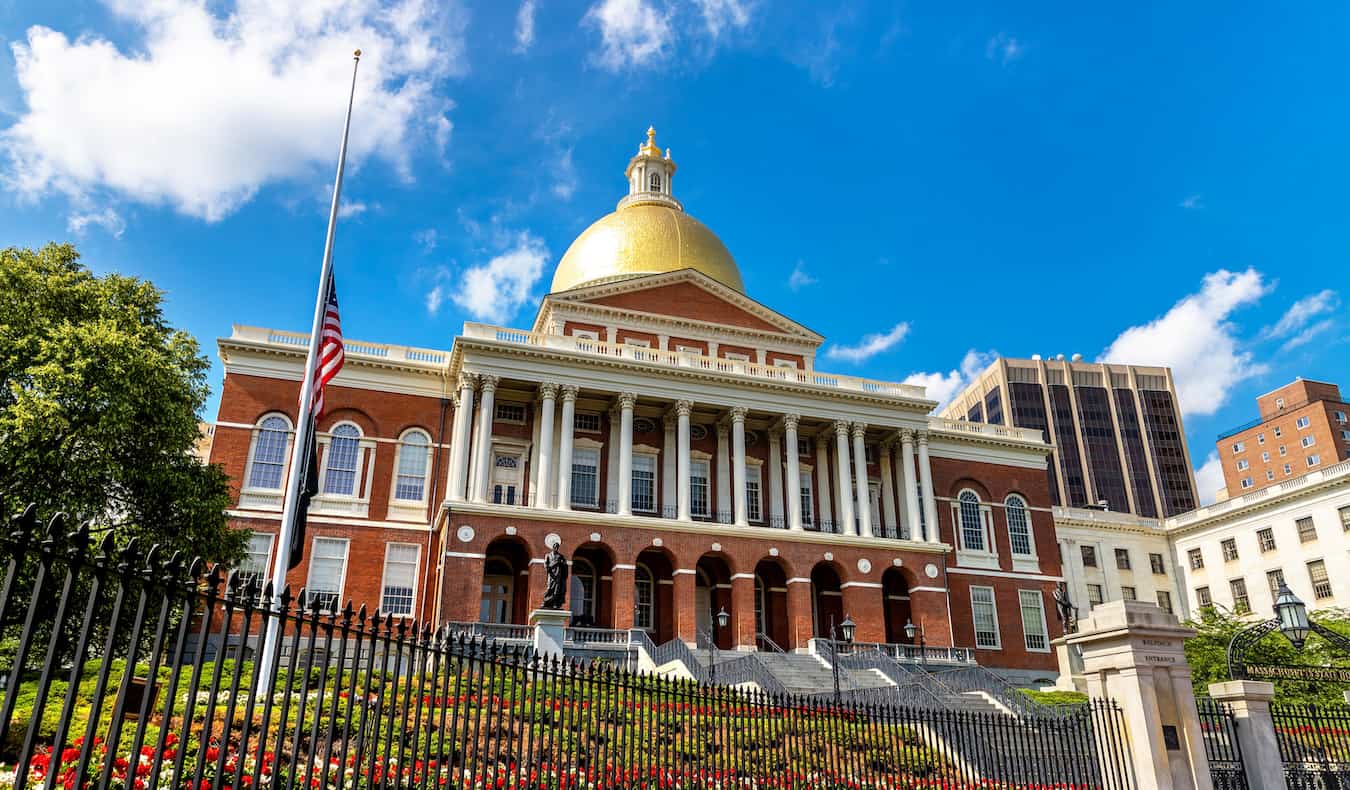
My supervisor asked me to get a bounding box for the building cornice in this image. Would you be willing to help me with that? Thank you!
[541,301,821,354]
[1163,460,1350,536]
[1051,506,1168,537]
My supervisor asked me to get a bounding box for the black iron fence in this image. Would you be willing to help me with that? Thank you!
[1197,697,1248,790]
[1,507,1136,789]
[1273,703,1350,790]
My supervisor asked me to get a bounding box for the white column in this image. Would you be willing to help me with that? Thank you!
[676,400,693,521]
[783,415,803,531]
[535,383,558,508]
[471,375,499,503]
[662,412,677,517]
[917,430,940,544]
[900,430,921,541]
[815,432,833,529]
[833,420,856,535]
[606,404,620,507]
[851,423,873,539]
[447,373,475,502]
[879,439,897,538]
[617,392,636,516]
[716,422,731,521]
[767,429,785,528]
[556,385,577,511]
[731,407,749,527]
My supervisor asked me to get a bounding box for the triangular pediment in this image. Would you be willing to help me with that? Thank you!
[533,269,823,342]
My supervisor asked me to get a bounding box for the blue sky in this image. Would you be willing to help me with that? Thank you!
[1,1,1346,503]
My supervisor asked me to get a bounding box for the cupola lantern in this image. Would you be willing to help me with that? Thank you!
[622,126,680,210]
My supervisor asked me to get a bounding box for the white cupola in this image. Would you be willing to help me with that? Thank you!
[619,126,682,211]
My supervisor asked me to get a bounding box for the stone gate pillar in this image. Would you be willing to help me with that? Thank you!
[1208,681,1288,790]
[1063,600,1211,790]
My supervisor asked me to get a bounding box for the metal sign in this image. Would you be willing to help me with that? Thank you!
[1244,663,1350,683]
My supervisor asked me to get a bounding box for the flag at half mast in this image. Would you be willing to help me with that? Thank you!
[290,272,344,569]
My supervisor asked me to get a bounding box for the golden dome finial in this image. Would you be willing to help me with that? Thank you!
[639,126,661,157]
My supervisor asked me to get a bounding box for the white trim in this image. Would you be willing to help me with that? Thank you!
[840,581,883,589]
[613,563,638,570]
[1017,588,1051,653]
[305,536,351,614]
[444,551,487,559]
[226,511,432,532]
[947,567,1064,582]
[379,542,422,618]
[673,568,698,575]
[241,412,294,494]
[910,585,948,593]
[787,577,812,584]
[730,573,756,580]
[969,584,1001,650]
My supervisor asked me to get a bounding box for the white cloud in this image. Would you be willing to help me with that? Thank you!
[1281,319,1335,352]
[1194,452,1225,505]
[986,32,1024,65]
[787,261,816,291]
[1265,289,1339,338]
[585,0,673,70]
[515,0,537,52]
[903,349,996,410]
[337,200,370,218]
[414,228,438,253]
[825,321,911,363]
[3,0,465,224]
[425,282,449,316]
[1099,268,1270,417]
[451,231,550,323]
[552,148,578,200]
[66,206,125,238]
[1179,194,1204,210]
[694,0,751,37]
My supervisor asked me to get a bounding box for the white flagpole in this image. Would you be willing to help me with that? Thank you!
[257,49,362,691]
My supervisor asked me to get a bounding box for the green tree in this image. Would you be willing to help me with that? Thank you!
[0,242,243,563]
[1185,605,1350,706]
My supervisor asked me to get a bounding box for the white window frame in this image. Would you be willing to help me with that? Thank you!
[1307,454,1322,468]
[241,414,294,509]
[952,490,998,569]
[634,564,655,631]
[1266,469,1276,481]
[571,329,600,341]
[1240,477,1254,489]
[1261,451,1270,462]
[1004,495,1038,572]
[494,402,527,424]
[1236,459,1249,471]
[1279,445,1288,456]
[570,444,603,508]
[745,461,764,523]
[1018,589,1050,653]
[1336,411,1347,423]
[1302,435,1316,449]
[1297,416,1311,429]
[574,412,602,433]
[1231,442,1244,454]
[1086,583,1104,608]
[304,537,350,614]
[238,532,275,591]
[798,467,815,527]
[632,450,659,513]
[970,586,1001,649]
[772,359,799,370]
[675,344,703,355]
[315,422,375,517]
[380,542,421,617]
[622,337,652,348]
[1258,433,1266,445]
[388,428,433,521]
[690,454,712,517]
[723,352,751,362]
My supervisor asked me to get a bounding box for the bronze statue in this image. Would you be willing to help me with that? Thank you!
[542,536,568,610]
[1053,581,1077,633]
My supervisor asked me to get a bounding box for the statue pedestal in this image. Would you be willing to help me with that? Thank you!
[529,608,570,659]
[1053,637,1087,692]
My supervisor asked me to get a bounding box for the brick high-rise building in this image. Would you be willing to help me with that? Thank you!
[1216,379,1350,497]
[941,357,1199,517]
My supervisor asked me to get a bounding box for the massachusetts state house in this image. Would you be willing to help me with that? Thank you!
[210,128,1065,676]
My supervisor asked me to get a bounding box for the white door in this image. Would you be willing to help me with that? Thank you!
[491,453,522,505]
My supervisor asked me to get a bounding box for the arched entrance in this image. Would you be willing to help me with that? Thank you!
[882,567,914,644]
[481,537,531,624]
[810,562,844,639]
[635,548,676,644]
[696,553,734,649]
[754,558,790,651]
[570,543,615,627]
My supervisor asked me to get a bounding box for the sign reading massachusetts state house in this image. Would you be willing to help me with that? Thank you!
[1244,663,1350,683]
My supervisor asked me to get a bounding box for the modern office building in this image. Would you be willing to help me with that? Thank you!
[942,357,1200,518]
[1215,379,1350,498]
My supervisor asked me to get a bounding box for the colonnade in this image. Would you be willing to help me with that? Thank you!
[446,373,944,544]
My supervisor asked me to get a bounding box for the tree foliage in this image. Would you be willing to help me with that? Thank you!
[0,243,242,562]
[1185,606,1350,706]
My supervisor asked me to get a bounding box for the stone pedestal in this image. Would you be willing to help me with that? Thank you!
[1064,601,1211,790]
[529,608,570,659]
[1053,638,1087,692]
[1209,681,1288,790]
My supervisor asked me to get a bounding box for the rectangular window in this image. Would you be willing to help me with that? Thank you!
[796,438,811,456]
[305,537,349,613]
[394,439,429,502]
[1196,586,1212,608]
[571,448,600,507]
[1236,459,1249,471]
[690,460,711,516]
[1115,548,1131,570]
[773,359,799,369]
[632,454,657,513]
[1342,430,1350,441]
[1275,426,1283,437]
[723,352,751,362]
[1257,528,1276,552]
[1150,553,1167,575]
[1302,435,1317,448]
[1297,517,1317,543]
[1279,445,1288,456]
[571,328,599,340]
[1340,506,1350,531]
[1229,578,1250,614]
[1231,441,1244,454]
[970,586,1000,649]
[322,433,361,496]
[622,337,651,348]
[1308,560,1333,600]
[1267,470,1276,481]
[1258,433,1266,445]
[1297,416,1311,429]
[1267,568,1286,597]
[574,412,602,433]
[1337,411,1347,423]
[674,344,701,354]
[1081,545,1098,568]
[494,403,527,423]
[1307,455,1322,467]
[1086,584,1104,608]
[1157,590,1173,614]
[1221,538,1239,562]
[799,470,814,527]
[745,465,763,522]
[1240,477,1254,489]
[381,543,420,616]
[1284,463,1293,475]
[1121,586,1137,601]
[239,533,274,591]
[1188,548,1204,570]
[1018,590,1049,652]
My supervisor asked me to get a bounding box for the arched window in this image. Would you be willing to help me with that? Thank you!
[247,415,291,490]
[958,490,985,552]
[571,558,596,623]
[323,423,362,496]
[1005,495,1033,556]
[649,172,662,192]
[634,564,654,631]
[394,429,431,502]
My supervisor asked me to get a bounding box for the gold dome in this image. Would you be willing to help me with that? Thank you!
[550,202,745,293]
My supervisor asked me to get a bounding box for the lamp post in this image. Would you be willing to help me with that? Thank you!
[1226,582,1350,680]
[830,613,856,704]
[904,619,927,670]
[1273,583,1311,649]
[709,606,730,684]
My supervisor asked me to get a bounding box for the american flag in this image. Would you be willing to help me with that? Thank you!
[311,272,345,417]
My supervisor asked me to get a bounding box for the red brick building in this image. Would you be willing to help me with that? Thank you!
[210,129,1064,676]
[1216,379,1350,498]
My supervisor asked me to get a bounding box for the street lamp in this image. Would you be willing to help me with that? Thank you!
[830,613,855,704]
[904,619,928,669]
[708,606,730,683]
[1274,584,1311,650]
